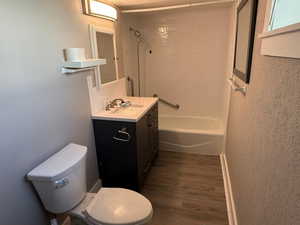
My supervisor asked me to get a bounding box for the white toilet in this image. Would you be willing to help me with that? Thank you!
[27,143,153,225]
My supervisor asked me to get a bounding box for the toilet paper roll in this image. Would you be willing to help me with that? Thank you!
[64,48,86,62]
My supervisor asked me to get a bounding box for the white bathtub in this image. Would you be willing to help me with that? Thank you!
[159,116,224,155]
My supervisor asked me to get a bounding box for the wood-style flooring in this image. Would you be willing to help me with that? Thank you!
[142,151,228,225]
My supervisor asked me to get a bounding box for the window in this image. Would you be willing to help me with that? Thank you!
[260,0,300,58]
[269,0,300,31]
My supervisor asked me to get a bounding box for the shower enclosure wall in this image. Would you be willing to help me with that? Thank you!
[121,3,235,155]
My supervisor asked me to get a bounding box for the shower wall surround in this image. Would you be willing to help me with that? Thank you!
[122,4,234,125]
[120,14,141,96]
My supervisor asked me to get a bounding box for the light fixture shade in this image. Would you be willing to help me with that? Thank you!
[82,0,117,21]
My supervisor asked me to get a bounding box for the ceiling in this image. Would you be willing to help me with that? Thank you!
[110,0,229,10]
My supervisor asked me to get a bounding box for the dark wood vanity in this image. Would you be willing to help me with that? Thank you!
[93,103,158,192]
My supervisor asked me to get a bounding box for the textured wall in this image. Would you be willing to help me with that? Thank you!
[225,1,300,225]
[122,4,234,123]
[0,1,123,225]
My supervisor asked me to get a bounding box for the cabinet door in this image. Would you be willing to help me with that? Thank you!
[148,104,159,159]
[93,120,138,190]
[136,104,159,186]
[136,113,149,187]
[152,103,159,157]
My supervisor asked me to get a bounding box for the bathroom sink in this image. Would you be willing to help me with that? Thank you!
[105,104,145,116]
[92,97,159,122]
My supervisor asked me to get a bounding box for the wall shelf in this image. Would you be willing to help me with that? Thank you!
[61,67,96,74]
[61,58,106,74]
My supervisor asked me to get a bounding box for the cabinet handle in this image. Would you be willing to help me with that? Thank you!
[143,161,152,174]
[113,128,131,142]
[147,114,153,127]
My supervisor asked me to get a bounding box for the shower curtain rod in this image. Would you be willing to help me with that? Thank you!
[121,0,234,13]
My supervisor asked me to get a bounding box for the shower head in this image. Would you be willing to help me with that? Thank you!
[129,27,142,38]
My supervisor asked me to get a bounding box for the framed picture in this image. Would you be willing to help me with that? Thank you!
[233,0,258,83]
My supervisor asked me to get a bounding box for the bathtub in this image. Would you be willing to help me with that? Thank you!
[159,116,224,155]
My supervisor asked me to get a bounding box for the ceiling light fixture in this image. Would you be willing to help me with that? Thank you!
[82,0,117,21]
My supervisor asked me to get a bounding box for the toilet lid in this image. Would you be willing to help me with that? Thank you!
[83,188,153,225]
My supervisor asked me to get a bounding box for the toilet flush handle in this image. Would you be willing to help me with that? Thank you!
[54,178,69,189]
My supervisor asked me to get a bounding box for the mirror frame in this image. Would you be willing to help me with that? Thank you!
[89,24,119,87]
[233,0,258,84]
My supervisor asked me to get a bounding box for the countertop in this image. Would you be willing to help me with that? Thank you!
[91,97,159,122]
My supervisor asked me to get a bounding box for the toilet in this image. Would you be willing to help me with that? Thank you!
[27,143,153,225]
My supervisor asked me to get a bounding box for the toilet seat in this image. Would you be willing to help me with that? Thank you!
[83,188,153,225]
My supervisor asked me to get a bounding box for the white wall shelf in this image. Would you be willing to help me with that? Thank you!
[63,58,106,68]
[61,58,106,74]
[61,67,96,74]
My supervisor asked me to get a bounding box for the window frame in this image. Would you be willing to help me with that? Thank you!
[233,0,259,84]
[259,0,300,58]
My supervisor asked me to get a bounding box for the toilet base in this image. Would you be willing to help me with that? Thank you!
[70,216,87,225]
[70,216,95,225]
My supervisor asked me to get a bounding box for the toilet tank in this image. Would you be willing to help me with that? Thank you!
[27,143,87,214]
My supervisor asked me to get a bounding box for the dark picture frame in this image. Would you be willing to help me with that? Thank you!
[233,0,258,84]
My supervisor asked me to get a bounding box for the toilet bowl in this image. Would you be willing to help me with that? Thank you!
[70,189,152,225]
[27,143,153,225]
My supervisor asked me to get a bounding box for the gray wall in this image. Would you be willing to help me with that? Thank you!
[0,1,117,224]
[226,1,300,225]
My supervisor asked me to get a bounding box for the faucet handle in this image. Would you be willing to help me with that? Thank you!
[105,100,114,111]
[120,101,131,107]
[105,99,129,111]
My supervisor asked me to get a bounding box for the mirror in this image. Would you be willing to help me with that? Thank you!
[233,0,258,83]
[90,25,119,86]
[96,32,117,84]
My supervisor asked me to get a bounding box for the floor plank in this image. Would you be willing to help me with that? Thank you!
[142,151,228,225]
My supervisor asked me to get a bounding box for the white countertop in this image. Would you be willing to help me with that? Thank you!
[92,97,158,122]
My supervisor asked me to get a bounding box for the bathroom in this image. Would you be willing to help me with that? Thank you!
[0,0,299,225]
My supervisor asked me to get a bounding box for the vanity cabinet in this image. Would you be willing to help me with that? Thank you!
[93,103,158,192]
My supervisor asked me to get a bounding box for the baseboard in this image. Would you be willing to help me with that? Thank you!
[220,153,238,225]
[89,179,102,193]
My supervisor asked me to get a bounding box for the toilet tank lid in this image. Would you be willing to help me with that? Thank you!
[27,143,87,182]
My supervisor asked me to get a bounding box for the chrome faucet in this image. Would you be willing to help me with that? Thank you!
[105,98,126,111]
